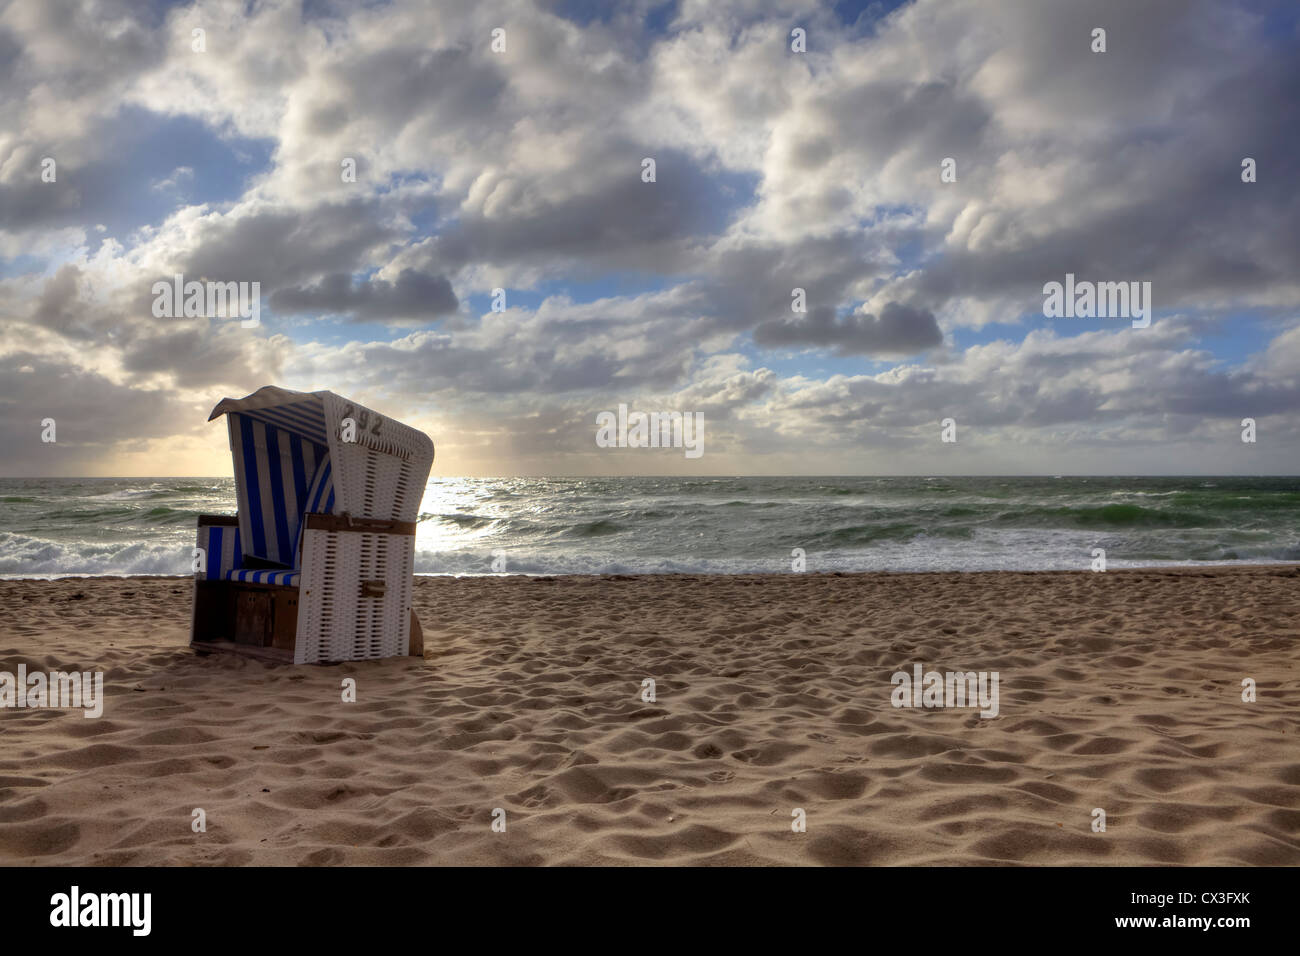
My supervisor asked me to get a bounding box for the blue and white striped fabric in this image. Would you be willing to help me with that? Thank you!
[235,398,329,447]
[196,523,242,580]
[229,413,329,568]
[293,458,336,562]
[225,568,302,587]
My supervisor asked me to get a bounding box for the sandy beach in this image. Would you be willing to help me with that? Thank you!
[1,567,1297,866]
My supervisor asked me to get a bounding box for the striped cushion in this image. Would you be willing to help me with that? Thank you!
[293,457,335,562]
[229,413,328,567]
[225,568,301,587]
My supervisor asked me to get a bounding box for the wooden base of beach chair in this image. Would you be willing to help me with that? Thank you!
[191,582,299,662]
[191,579,234,645]
[232,584,299,651]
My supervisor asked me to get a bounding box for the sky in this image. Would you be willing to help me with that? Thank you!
[1,0,1298,477]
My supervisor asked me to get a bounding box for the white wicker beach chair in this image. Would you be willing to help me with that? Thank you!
[190,386,434,664]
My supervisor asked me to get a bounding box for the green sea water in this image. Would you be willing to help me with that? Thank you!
[0,475,1297,576]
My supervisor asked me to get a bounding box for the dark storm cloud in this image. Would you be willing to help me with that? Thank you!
[23,268,282,389]
[0,175,84,233]
[338,332,687,397]
[8,0,160,99]
[695,232,908,332]
[337,45,509,133]
[754,302,944,356]
[116,324,285,388]
[0,353,187,473]
[271,268,459,322]
[0,108,274,239]
[0,26,20,84]
[430,146,757,274]
[175,201,399,291]
[28,265,99,340]
[873,0,1300,317]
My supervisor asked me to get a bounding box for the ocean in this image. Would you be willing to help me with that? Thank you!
[1,475,1297,578]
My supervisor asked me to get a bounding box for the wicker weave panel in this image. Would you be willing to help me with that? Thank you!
[296,528,415,663]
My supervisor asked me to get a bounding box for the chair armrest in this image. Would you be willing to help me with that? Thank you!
[301,512,417,536]
[195,515,242,579]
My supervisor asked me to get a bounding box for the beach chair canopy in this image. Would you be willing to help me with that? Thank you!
[208,385,433,569]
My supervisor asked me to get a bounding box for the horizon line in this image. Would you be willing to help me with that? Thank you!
[3,474,1299,481]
